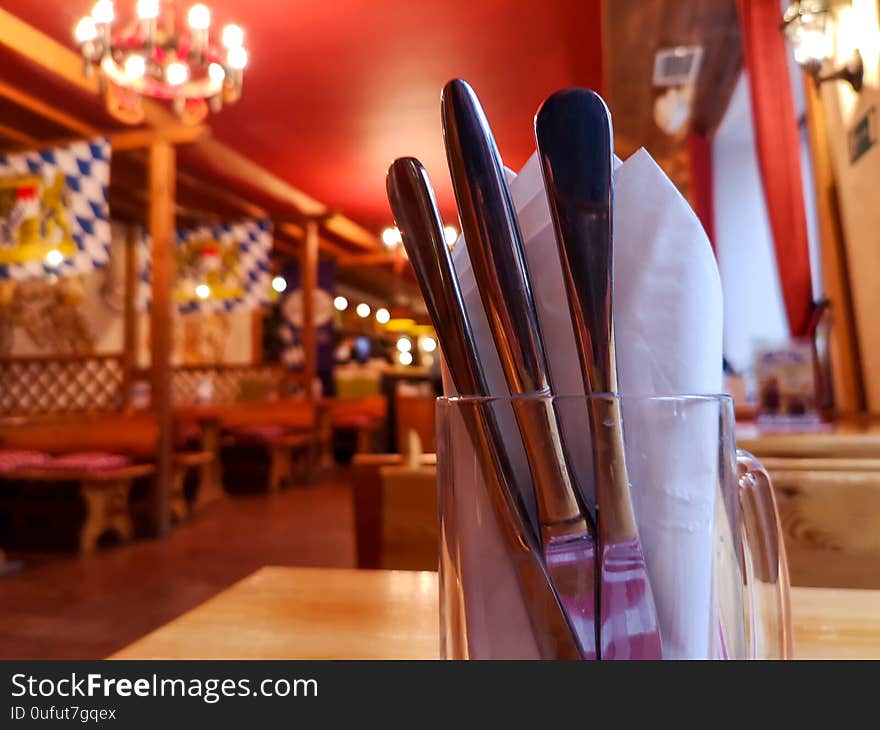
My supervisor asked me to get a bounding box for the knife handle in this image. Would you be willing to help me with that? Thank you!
[386,157,584,659]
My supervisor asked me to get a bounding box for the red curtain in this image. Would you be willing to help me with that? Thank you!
[736,0,814,336]
[687,132,716,254]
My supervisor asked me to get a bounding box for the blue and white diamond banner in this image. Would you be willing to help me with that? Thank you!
[0,138,111,280]
[138,218,273,313]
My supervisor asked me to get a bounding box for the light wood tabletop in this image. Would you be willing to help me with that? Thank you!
[111,566,880,660]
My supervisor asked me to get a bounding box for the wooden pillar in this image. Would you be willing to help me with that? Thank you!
[148,139,175,538]
[121,224,139,412]
[803,79,865,414]
[301,218,320,399]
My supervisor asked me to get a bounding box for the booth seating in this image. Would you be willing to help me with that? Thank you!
[326,395,388,458]
[0,412,216,552]
[184,399,327,493]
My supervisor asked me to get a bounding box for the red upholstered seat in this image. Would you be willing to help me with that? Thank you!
[41,452,133,471]
[227,425,290,441]
[333,416,373,430]
[0,450,51,473]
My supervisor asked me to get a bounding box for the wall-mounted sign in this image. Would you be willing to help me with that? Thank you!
[849,105,876,165]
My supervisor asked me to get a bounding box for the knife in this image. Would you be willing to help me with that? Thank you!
[535,87,662,659]
[441,78,598,659]
[386,156,582,660]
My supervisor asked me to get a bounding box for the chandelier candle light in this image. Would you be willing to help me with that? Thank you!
[74,0,249,120]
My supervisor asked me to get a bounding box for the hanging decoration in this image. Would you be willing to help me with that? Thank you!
[138,218,272,313]
[74,1,248,123]
[0,138,111,281]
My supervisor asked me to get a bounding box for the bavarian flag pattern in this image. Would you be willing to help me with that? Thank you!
[138,218,273,313]
[0,138,111,280]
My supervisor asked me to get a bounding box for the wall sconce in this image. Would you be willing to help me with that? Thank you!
[782,0,863,91]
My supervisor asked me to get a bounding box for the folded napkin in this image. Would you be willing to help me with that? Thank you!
[443,147,723,659]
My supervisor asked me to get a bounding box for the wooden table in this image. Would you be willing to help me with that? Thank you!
[111,566,880,660]
[737,421,880,459]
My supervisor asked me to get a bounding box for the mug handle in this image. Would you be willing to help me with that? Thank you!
[736,450,793,659]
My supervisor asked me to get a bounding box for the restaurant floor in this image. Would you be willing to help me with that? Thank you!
[0,470,356,659]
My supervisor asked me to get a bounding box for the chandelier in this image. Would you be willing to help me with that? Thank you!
[74,1,248,123]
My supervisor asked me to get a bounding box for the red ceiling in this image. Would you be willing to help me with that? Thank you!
[1,0,603,233]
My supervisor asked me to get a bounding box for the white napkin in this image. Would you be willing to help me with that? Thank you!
[442,147,723,659]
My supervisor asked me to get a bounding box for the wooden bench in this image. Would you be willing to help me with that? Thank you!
[5,462,155,554]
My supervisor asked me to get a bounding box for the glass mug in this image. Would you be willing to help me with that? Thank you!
[436,394,791,660]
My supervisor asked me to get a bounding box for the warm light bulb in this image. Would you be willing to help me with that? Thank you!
[356,303,371,318]
[188,4,211,30]
[334,296,349,311]
[398,351,413,366]
[166,61,189,86]
[226,45,248,70]
[222,23,244,49]
[397,337,412,353]
[74,17,97,43]
[381,226,401,248]
[271,276,287,293]
[91,0,114,24]
[136,0,159,20]
[443,225,458,246]
[421,336,437,353]
[375,307,390,325]
[208,62,226,84]
[195,284,211,299]
[44,249,64,267]
[124,55,146,80]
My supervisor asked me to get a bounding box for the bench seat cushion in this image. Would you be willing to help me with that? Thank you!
[41,452,133,471]
[0,450,51,473]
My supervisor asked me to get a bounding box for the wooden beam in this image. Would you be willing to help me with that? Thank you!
[175,166,268,219]
[803,79,865,414]
[0,123,39,148]
[187,136,327,217]
[324,214,381,251]
[273,238,300,258]
[0,8,100,95]
[301,219,320,399]
[0,78,97,138]
[111,125,207,151]
[337,252,397,267]
[148,139,175,538]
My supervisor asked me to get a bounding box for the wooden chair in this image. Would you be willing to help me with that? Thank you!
[377,463,438,570]
[394,395,436,454]
[350,451,436,569]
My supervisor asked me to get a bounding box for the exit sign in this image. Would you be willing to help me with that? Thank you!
[849,106,877,164]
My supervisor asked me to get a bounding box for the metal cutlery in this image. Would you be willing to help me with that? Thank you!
[535,87,662,659]
[441,78,598,659]
[386,156,582,660]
